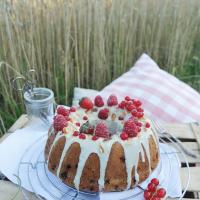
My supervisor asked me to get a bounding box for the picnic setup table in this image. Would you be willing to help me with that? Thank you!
[0,114,200,200]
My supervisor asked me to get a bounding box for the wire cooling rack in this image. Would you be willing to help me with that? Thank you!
[14,133,190,200]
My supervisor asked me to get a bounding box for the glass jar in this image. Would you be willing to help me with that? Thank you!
[24,87,54,121]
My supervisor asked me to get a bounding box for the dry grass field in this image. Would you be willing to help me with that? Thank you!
[0,0,200,134]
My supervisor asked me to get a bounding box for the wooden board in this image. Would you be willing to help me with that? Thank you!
[0,115,200,200]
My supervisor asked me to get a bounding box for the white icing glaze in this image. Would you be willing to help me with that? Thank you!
[46,105,159,191]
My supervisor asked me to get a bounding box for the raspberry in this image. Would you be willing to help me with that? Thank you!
[135,121,142,127]
[118,100,126,109]
[131,109,138,117]
[151,178,159,186]
[133,99,142,107]
[137,112,144,119]
[98,108,109,120]
[137,107,144,112]
[76,122,80,126]
[120,132,128,140]
[83,116,88,120]
[70,106,76,112]
[107,94,118,106]
[136,127,141,133]
[53,114,68,132]
[73,131,79,136]
[151,197,160,200]
[79,97,94,110]
[126,104,136,112]
[125,96,131,101]
[147,182,157,192]
[127,100,133,106]
[145,122,151,128]
[57,106,70,116]
[87,126,94,134]
[94,95,104,107]
[156,188,166,198]
[92,135,99,141]
[79,133,86,139]
[123,119,138,137]
[95,122,109,138]
[66,116,71,121]
[144,190,151,200]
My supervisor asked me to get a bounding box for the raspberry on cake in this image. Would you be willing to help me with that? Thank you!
[45,94,159,193]
[79,97,93,110]
[98,108,109,119]
[94,95,104,107]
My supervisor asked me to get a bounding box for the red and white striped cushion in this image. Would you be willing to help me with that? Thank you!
[99,54,200,123]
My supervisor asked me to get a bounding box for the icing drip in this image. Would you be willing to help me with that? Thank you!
[98,138,114,190]
[122,137,141,189]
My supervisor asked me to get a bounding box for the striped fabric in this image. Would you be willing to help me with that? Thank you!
[99,54,200,123]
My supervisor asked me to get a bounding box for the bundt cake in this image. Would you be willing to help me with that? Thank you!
[44,95,159,192]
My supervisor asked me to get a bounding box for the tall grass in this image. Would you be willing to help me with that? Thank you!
[0,0,200,134]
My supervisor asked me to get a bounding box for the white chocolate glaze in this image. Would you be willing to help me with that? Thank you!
[47,105,159,191]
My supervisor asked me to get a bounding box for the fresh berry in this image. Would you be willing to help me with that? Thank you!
[79,97,94,110]
[118,115,124,120]
[70,106,76,112]
[87,126,94,134]
[123,119,138,137]
[79,133,86,139]
[118,100,126,109]
[151,197,160,200]
[137,107,144,112]
[107,94,118,106]
[137,112,144,119]
[135,121,142,127]
[125,96,131,101]
[53,114,68,132]
[98,108,109,120]
[73,131,79,136]
[120,132,129,140]
[127,100,133,106]
[133,99,142,107]
[57,106,70,116]
[95,122,109,138]
[76,122,80,126]
[83,116,88,120]
[66,116,71,121]
[126,104,136,112]
[147,182,157,192]
[145,122,151,128]
[156,188,166,198]
[136,127,141,133]
[94,95,104,107]
[151,178,159,186]
[144,190,151,200]
[131,109,138,117]
[92,135,99,141]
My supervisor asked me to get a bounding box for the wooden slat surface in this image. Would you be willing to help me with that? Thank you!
[181,167,200,192]
[164,123,200,140]
[0,115,200,199]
